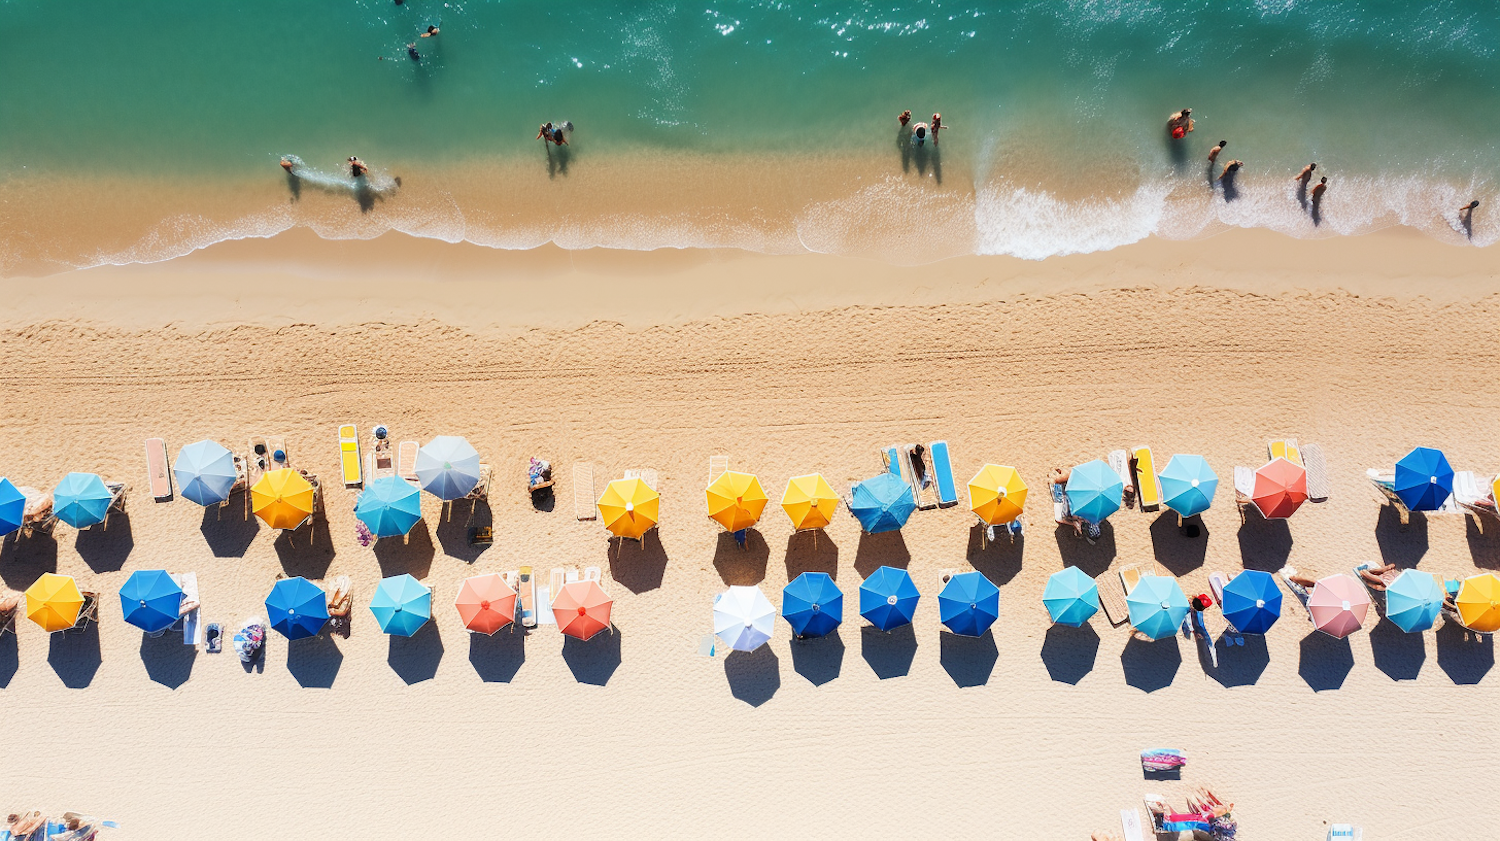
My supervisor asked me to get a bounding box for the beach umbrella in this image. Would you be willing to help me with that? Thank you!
[1220,570,1282,635]
[25,572,84,633]
[415,435,482,500]
[713,585,775,652]
[849,473,916,534]
[53,472,112,529]
[455,573,516,635]
[173,440,238,506]
[1308,574,1370,639]
[1042,566,1099,627]
[597,477,659,539]
[1065,460,1123,525]
[782,572,843,638]
[1394,447,1454,512]
[1125,575,1189,641]
[552,580,613,641]
[859,565,920,631]
[1455,573,1500,634]
[1158,454,1218,518]
[251,468,315,530]
[369,574,432,637]
[1384,569,1444,633]
[706,471,768,533]
[968,464,1028,526]
[781,473,839,531]
[264,576,329,640]
[1251,457,1307,520]
[0,477,25,536]
[355,476,423,538]
[938,571,1000,637]
[119,569,184,634]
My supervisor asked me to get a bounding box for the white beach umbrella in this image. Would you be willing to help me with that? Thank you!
[415,435,481,500]
[713,585,776,652]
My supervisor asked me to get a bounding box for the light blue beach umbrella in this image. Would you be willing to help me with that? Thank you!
[1043,566,1100,627]
[0,477,24,537]
[173,439,238,506]
[1125,575,1189,641]
[1394,447,1454,512]
[1385,569,1444,633]
[1158,454,1218,518]
[859,565,920,631]
[53,472,112,529]
[265,576,330,641]
[1065,460,1123,525]
[849,473,917,534]
[782,572,843,638]
[414,435,482,501]
[1220,570,1282,635]
[355,476,423,538]
[938,571,1000,637]
[369,573,432,637]
[119,569,185,634]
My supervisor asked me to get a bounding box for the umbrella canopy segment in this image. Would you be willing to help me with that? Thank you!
[455,573,517,635]
[1065,460,1123,525]
[706,471,768,533]
[1455,573,1500,634]
[1384,569,1444,634]
[552,580,613,641]
[782,572,843,638]
[414,436,482,500]
[938,571,1000,637]
[251,468,315,530]
[1158,454,1218,518]
[173,440,238,506]
[1251,457,1307,520]
[119,569,185,634]
[968,464,1028,526]
[1393,447,1454,512]
[25,572,84,633]
[265,576,330,640]
[598,478,660,539]
[781,473,839,531]
[1042,566,1099,627]
[0,477,23,537]
[1220,570,1282,635]
[1125,575,1189,641]
[713,585,775,652]
[859,566,920,631]
[849,473,916,534]
[1308,574,1370,639]
[355,476,423,538]
[53,472,112,529]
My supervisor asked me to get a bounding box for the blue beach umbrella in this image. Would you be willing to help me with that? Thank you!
[938,571,1000,637]
[53,472,112,529]
[355,476,423,538]
[849,473,917,534]
[782,572,843,638]
[415,436,482,501]
[265,576,330,641]
[369,573,432,637]
[173,440,238,506]
[859,565,920,631]
[1158,454,1218,518]
[119,569,185,634]
[1385,569,1444,633]
[1043,566,1099,627]
[1220,570,1282,635]
[1394,447,1454,512]
[1065,460,1123,525]
[0,477,24,536]
[1125,575,1189,641]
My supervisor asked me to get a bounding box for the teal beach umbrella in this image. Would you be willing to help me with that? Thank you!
[1065,460,1123,525]
[1126,575,1189,641]
[370,573,432,637]
[355,476,423,538]
[53,472,112,529]
[850,473,917,534]
[1043,566,1099,627]
[1385,568,1444,633]
[1158,454,1218,518]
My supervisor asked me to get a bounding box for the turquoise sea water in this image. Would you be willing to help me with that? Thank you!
[2,0,1496,264]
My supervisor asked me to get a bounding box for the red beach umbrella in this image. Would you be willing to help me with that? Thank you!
[455,573,517,635]
[1252,457,1308,520]
[552,580,613,641]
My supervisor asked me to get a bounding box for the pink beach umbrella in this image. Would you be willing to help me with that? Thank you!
[1307,574,1370,639]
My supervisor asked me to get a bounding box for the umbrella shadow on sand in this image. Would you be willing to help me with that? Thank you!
[273,523,337,580]
[48,624,102,688]
[469,630,525,683]
[388,621,444,685]
[140,632,197,689]
[790,631,843,686]
[562,629,621,686]
[966,525,1023,586]
[434,499,492,564]
[1465,518,1500,570]
[1436,620,1494,685]
[199,504,259,557]
[0,633,17,688]
[1149,513,1208,576]
[1298,631,1354,691]
[607,531,669,594]
[1121,635,1181,692]
[1199,634,1270,687]
[373,521,436,580]
[1040,623,1099,685]
[1374,505,1428,568]
[286,634,343,689]
[940,630,998,688]
[724,646,780,706]
[853,531,911,579]
[1368,619,1425,681]
[0,532,58,590]
[75,515,134,572]
[784,531,839,580]
[713,530,769,586]
[1236,514,1293,572]
[861,624,917,679]
[1054,522,1116,578]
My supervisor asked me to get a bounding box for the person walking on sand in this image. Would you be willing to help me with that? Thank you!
[1207,140,1226,163]
[1167,107,1193,138]
[348,156,369,178]
[1294,162,1317,182]
[898,110,911,128]
[1310,176,1328,200]
[1218,159,1242,181]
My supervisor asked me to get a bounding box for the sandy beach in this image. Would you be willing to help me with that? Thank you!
[3,228,1500,840]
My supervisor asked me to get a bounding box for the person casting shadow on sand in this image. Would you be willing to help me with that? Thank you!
[1459,199,1479,239]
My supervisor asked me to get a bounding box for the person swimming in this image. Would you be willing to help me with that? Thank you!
[552,126,568,145]
[912,122,928,146]
[349,156,369,178]
[407,42,421,62]
[1207,140,1226,163]
[1167,107,1193,138]
[1218,159,1242,181]
[421,25,439,37]
[280,157,295,172]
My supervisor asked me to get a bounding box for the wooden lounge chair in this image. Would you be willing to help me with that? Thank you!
[708,455,729,487]
[397,441,419,485]
[1303,442,1331,502]
[70,591,101,634]
[368,429,395,481]
[145,437,171,500]
[1095,569,1129,626]
[338,424,362,488]
[573,461,597,520]
[1131,446,1161,512]
[19,486,56,536]
[929,441,959,508]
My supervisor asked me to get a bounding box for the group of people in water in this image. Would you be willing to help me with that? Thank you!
[536,121,573,147]
[898,110,946,147]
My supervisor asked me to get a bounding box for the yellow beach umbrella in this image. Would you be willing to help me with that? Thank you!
[706,471,768,533]
[251,468,316,530]
[1456,573,1500,633]
[598,477,659,540]
[968,464,1028,525]
[26,572,84,633]
[781,473,839,531]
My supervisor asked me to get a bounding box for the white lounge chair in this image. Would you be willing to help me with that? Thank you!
[583,566,601,582]
[177,572,204,647]
[708,455,729,486]
[573,461,597,520]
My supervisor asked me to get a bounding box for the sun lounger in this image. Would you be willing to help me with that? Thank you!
[1367,467,1412,524]
[265,435,289,469]
[1278,565,1314,619]
[624,468,659,490]
[1131,446,1161,512]
[929,441,959,508]
[1096,569,1130,626]
[1327,825,1362,841]
[1233,465,1254,521]
[1119,808,1145,841]
[466,463,493,501]
[145,437,171,500]
[177,572,204,647]
[70,591,101,633]
[708,455,729,486]
[517,566,537,628]
[565,567,580,586]
[583,565,601,582]
[881,445,902,478]
[338,424,362,488]
[368,431,394,481]
[1208,572,1229,606]
[19,486,56,536]
[536,581,556,626]
[902,444,939,510]
[397,441,419,485]
[527,457,554,493]
[246,439,269,486]
[1,602,16,637]
[1108,449,1131,508]
[1303,442,1330,502]
[573,461,597,520]
[1455,471,1500,532]
[1269,438,1302,466]
[550,567,566,596]
[1119,564,1143,596]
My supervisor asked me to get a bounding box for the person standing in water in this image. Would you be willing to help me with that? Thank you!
[1218,160,1242,181]
[280,157,295,172]
[1294,162,1318,182]
[898,110,911,128]
[1167,108,1193,138]
[912,122,929,147]
[1310,176,1328,200]
[931,113,944,139]
[1207,141,1226,163]
[551,125,568,146]
[421,25,439,37]
[1460,199,1479,218]
[348,157,369,178]
[537,122,554,142]
[406,42,422,62]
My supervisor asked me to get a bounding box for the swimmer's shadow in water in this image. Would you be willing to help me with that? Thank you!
[285,171,301,202]
[913,141,941,185]
[1219,169,1241,202]
[546,143,571,179]
[897,125,912,173]
[1310,193,1324,227]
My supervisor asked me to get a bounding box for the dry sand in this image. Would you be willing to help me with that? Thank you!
[2,229,1499,840]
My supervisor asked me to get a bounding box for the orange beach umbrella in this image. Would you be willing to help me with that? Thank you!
[551,580,613,641]
[781,473,839,531]
[706,471,768,532]
[1251,457,1307,520]
[26,572,84,633]
[251,468,315,530]
[455,573,517,635]
[598,478,659,540]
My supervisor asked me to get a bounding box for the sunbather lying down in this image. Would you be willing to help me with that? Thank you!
[1358,563,1399,591]
[7,811,46,836]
